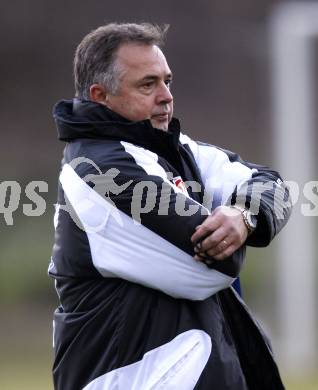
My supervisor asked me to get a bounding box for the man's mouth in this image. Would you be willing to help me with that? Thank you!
[152,113,169,120]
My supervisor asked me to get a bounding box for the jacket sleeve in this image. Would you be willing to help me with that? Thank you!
[58,140,244,300]
[179,133,292,247]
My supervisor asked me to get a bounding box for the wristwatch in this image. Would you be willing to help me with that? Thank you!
[230,205,257,235]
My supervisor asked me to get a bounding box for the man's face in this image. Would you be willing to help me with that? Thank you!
[103,43,173,131]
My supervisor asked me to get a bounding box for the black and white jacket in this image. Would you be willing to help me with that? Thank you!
[49,99,291,390]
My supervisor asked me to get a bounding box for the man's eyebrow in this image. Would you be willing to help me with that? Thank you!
[139,73,173,82]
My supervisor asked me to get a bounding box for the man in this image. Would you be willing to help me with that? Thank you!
[49,23,291,389]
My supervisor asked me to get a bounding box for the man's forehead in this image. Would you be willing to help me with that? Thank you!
[116,43,171,76]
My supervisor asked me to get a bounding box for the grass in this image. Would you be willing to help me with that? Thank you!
[1,305,317,389]
[0,338,317,390]
[1,354,53,390]
[285,378,318,390]
[0,303,54,390]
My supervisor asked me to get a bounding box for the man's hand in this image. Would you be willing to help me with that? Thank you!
[191,205,248,262]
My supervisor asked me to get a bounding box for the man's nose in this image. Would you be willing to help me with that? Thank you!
[156,82,173,104]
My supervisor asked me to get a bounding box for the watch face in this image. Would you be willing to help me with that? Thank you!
[230,206,257,231]
[246,210,257,229]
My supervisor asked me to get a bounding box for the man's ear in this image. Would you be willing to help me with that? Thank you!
[89,84,109,104]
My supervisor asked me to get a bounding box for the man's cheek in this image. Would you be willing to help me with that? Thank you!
[126,101,148,120]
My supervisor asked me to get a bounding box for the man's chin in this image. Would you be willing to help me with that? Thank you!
[150,118,169,131]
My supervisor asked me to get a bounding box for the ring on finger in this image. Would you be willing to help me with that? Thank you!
[221,239,228,250]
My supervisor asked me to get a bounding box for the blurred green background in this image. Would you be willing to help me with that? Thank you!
[1,0,317,388]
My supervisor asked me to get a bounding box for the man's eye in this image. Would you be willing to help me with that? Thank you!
[142,82,153,89]
[165,79,172,88]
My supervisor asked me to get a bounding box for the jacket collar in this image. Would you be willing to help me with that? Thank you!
[53,99,181,150]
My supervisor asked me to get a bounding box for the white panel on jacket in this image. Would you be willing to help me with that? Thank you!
[59,164,235,301]
[179,133,258,207]
[120,140,209,212]
[82,329,212,390]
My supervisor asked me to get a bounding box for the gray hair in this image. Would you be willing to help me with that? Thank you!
[74,23,169,99]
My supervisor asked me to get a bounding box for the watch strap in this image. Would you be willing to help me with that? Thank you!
[229,205,256,235]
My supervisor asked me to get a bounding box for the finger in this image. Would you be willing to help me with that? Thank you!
[191,216,221,244]
[196,227,227,253]
[195,252,212,260]
[191,224,214,245]
[213,244,236,261]
[194,253,214,265]
[204,238,232,258]
[203,259,214,265]
[194,253,212,262]
[192,205,243,248]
